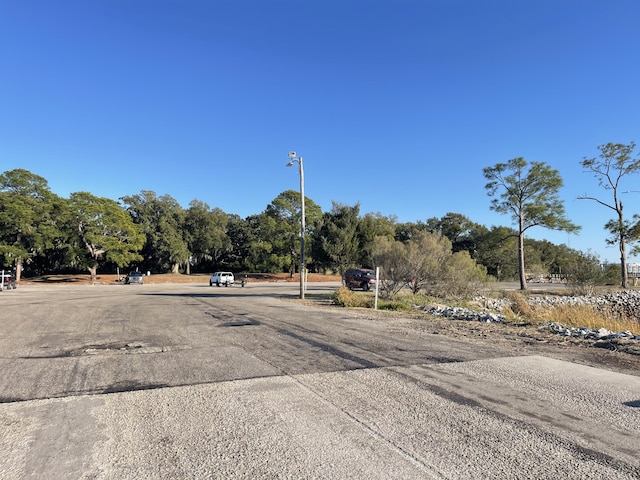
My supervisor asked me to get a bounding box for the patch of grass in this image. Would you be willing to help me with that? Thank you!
[532,304,639,334]
[377,299,412,311]
[502,291,534,318]
[332,287,374,308]
[396,292,439,305]
[496,293,639,334]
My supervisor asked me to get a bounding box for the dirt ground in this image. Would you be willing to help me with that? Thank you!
[408,314,640,372]
[20,272,342,285]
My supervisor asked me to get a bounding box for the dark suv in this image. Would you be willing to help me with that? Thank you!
[343,268,376,291]
[0,271,17,291]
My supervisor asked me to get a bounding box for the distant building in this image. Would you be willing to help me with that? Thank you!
[627,263,640,277]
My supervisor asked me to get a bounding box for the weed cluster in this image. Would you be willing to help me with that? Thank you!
[332,287,374,308]
[377,299,412,311]
[501,291,534,318]
[500,291,639,334]
[333,288,428,311]
[530,304,638,334]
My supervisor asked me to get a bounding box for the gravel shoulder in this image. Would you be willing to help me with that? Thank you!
[409,315,640,376]
[297,299,640,378]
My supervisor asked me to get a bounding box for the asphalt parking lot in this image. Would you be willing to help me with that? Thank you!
[1,283,639,479]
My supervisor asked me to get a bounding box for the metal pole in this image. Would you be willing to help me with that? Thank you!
[374,266,379,310]
[287,151,306,300]
[299,157,305,299]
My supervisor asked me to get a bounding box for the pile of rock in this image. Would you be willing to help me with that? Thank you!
[421,293,640,343]
[541,322,640,341]
[525,290,640,319]
[419,304,506,324]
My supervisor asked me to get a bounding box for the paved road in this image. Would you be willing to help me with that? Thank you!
[1,283,639,479]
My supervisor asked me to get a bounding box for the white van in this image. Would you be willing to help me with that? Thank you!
[210,272,235,287]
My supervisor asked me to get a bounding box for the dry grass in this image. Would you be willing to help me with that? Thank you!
[332,286,374,308]
[531,304,639,334]
[501,291,534,318]
[497,290,639,334]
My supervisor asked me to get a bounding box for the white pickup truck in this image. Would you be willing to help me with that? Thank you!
[209,272,235,287]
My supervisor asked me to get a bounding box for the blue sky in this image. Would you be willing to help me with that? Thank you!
[2,1,640,263]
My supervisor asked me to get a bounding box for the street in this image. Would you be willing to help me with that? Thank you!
[1,282,639,479]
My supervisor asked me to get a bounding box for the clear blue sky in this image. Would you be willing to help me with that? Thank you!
[2,1,640,263]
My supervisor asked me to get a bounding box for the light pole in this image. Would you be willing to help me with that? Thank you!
[286,151,305,299]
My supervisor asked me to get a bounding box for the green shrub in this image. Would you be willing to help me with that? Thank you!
[439,251,489,299]
[564,251,607,294]
[332,286,374,308]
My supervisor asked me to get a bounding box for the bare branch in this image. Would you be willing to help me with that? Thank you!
[576,195,616,211]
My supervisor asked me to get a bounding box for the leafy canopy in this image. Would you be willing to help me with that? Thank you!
[484,158,578,234]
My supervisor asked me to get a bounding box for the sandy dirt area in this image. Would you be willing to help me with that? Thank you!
[19,272,342,285]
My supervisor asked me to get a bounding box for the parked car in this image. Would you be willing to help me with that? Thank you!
[210,272,235,287]
[343,268,376,291]
[125,271,144,285]
[0,271,17,291]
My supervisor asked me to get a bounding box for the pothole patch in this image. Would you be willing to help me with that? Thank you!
[26,342,191,358]
[81,342,165,355]
[78,341,193,355]
[221,319,261,327]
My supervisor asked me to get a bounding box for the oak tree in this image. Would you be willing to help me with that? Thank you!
[184,200,231,273]
[67,192,145,279]
[121,191,189,273]
[0,169,63,280]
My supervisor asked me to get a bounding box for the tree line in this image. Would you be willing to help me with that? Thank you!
[1,142,639,290]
